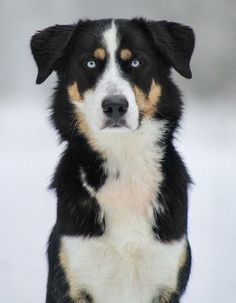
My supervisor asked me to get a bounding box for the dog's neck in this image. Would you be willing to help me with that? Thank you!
[88,119,167,176]
[83,119,168,240]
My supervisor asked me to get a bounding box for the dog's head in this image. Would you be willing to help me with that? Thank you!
[31,19,194,140]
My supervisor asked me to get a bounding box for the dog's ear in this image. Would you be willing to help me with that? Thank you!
[30,24,75,84]
[146,20,195,78]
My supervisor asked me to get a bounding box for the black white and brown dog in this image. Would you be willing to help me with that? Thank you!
[31,18,195,303]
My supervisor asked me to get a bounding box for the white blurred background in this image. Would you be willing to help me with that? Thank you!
[0,1,235,302]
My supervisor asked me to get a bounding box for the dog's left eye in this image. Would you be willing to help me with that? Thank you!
[131,59,141,68]
[85,60,97,69]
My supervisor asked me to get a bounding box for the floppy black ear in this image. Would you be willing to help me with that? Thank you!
[30,24,75,84]
[147,21,195,78]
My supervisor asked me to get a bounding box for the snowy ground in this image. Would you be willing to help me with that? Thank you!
[1,93,236,302]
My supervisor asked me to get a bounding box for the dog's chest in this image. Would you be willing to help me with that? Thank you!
[61,145,167,302]
[96,149,163,236]
[61,234,185,303]
[59,123,186,302]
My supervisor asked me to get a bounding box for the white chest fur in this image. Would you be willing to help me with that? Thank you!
[61,236,186,303]
[60,120,186,302]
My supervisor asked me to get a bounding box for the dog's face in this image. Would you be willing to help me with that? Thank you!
[66,21,164,133]
[31,19,194,138]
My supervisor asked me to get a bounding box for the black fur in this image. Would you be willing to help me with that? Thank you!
[153,142,191,242]
[46,226,70,303]
[31,18,195,303]
[50,138,106,237]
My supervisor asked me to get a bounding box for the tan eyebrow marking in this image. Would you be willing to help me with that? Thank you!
[94,48,106,60]
[67,82,82,102]
[120,49,132,61]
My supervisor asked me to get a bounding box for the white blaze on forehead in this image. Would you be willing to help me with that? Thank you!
[103,21,118,65]
[101,21,122,93]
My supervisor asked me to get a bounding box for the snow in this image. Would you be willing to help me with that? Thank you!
[1,92,235,302]
[177,96,236,302]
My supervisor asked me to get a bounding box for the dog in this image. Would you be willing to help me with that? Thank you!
[31,18,195,303]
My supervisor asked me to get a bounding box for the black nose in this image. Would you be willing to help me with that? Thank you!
[102,95,129,120]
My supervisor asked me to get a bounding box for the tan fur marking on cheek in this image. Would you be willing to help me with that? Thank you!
[134,80,162,118]
[120,49,132,61]
[68,82,82,102]
[59,243,81,301]
[74,110,100,153]
[94,48,106,60]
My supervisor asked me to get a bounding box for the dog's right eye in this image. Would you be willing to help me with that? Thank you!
[85,60,97,69]
[131,59,141,68]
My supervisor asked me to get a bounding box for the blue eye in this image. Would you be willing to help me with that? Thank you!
[86,60,96,69]
[131,59,141,68]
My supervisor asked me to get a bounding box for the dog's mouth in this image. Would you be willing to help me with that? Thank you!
[101,118,130,130]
